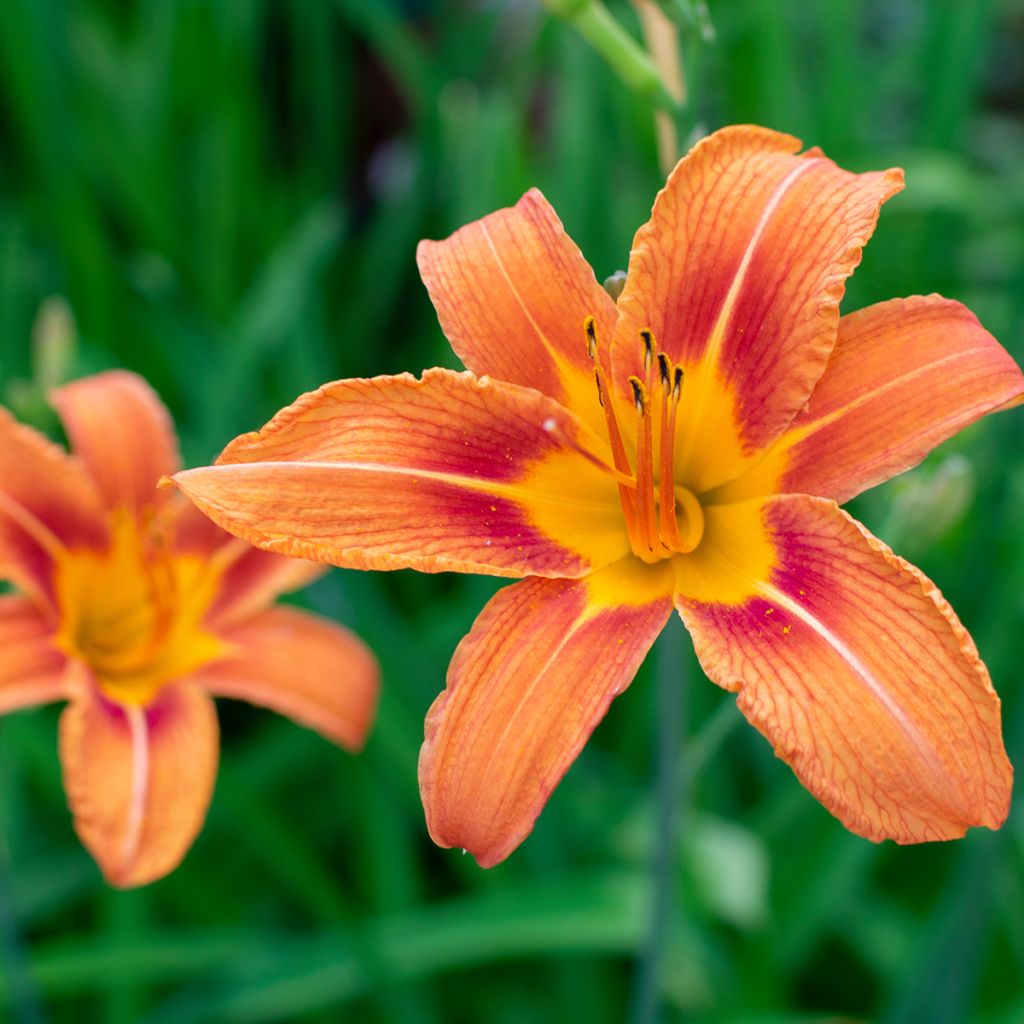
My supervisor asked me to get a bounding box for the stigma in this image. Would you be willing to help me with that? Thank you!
[584,316,704,563]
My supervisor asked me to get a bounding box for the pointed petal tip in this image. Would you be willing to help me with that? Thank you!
[419,563,673,867]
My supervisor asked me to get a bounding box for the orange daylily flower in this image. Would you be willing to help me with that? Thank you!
[0,371,379,887]
[173,126,1023,867]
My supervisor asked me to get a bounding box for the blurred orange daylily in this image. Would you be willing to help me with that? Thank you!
[173,126,1023,867]
[0,371,379,887]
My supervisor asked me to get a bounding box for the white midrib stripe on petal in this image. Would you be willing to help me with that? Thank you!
[754,579,953,792]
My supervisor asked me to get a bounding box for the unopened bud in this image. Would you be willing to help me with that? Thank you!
[603,270,627,301]
[31,296,76,391]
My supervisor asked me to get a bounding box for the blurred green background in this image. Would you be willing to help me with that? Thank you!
[1,0,1023,1021]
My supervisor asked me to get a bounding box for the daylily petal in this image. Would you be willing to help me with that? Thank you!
[419,558,674,867]
[417,188,618,428]
[613,125,903,491]
[676,494,1011,843]
[0,406,108,609]
[172,369,629,579]
[59,676,219,887]
[171,500,325,627]
[51,371,181,514]
[714,296,1024,504]
[194,605,379,751]
[0,596,67,712]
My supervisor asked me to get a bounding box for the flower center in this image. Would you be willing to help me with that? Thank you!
[585,317,704,564]
[54,511,223,705]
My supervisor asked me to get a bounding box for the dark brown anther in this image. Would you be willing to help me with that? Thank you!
[584,316,598,359]
[657,353,671,393]
[629,376,646,414]
[640,329,654,372]
[672,366,684,403]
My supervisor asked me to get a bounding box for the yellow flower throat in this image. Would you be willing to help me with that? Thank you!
[54,511,224,706]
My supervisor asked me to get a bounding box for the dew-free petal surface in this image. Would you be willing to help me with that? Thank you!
[0,595,66,712]
[197,605,379,751]
[59,677,219,888]
[417,188,617,429]
[0,407,108,608]
[420,557,674,867]
[52,371,181,514]
[677,494,1011,843]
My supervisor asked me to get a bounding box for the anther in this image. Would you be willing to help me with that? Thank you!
[630,375,658,556]
[640,329,654,374]
[583,316,639,534]
[584,316,598,359]
[672,366,684,403]
[629,376,646,415]
[657,352,672,394]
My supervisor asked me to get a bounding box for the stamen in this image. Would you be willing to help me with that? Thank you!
[629,375,659,559]
[584,316,598,360]
[658,357,684,550]
[584,317,638,532]
[657,352,671,395]
[583,317,704,561]
[640,329,654,374]
[629,377,645,415]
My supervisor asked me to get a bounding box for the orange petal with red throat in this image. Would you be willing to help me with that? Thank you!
[716,295,1024,504]
[193,605,379,751]
[676,494,1011,842]
[171,501,325,627]
[613,125,903,491]
[0,407,108,610]
[417,188,618,430]
[51,371,181,515]
[0,596,67,712]
[59,676,219,887]
[420,557,674,866]
[172,369,630,580]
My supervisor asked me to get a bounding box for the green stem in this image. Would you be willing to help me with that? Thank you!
[630,617,686,1023]
[541,0,681,112]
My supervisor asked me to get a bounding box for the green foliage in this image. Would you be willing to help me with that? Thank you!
[0,0,1023,1020]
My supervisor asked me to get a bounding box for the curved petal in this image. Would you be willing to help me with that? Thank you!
[59,677,219,888]
[171,369,629,579]
[676,494,1011,843]
[0,406,108,610]
[612,125,903,490]
[713,296,1024,504]
[51,371,181,514]
[0,596,67,712]
[194,606,378,750]
[420,558,674,867]
[171,500,325,627]
[417,188,618,429]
